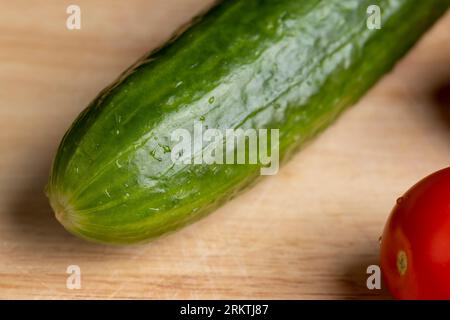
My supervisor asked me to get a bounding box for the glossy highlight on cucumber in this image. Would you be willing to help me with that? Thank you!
[47,0,449,244]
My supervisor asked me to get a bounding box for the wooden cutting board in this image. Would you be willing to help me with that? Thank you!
[0,1,449,299]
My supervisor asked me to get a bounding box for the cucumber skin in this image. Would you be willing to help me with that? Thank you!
[47,0,449,244]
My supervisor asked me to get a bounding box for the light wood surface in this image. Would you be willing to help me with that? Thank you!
[0,1,449,299]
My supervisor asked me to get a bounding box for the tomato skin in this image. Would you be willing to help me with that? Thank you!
[380,167,450,299]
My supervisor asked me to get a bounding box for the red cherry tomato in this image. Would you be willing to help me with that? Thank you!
[380,167,450,299]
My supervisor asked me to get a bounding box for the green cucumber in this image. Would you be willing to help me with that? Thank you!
[47,0,449,244]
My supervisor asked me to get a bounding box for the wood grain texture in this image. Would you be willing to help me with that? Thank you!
[0,1,449,299]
